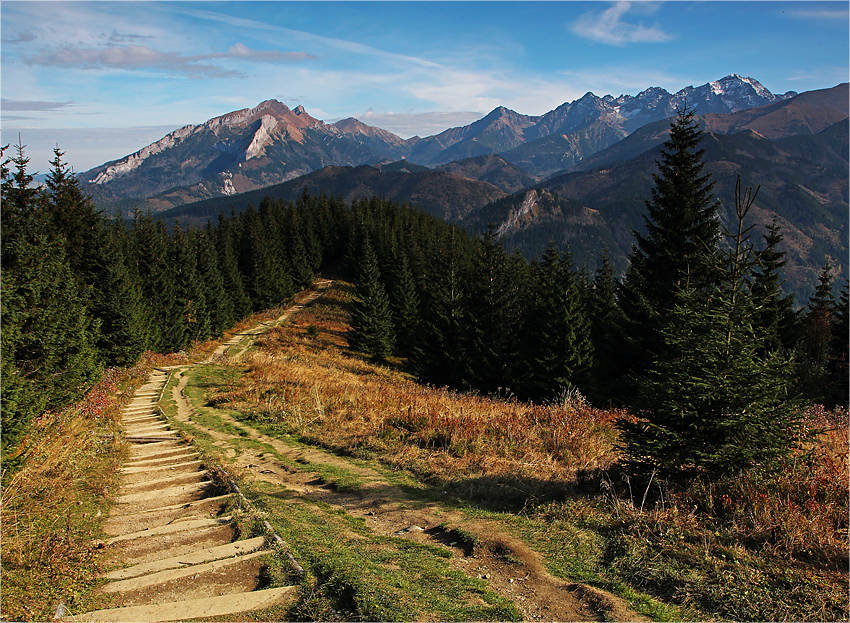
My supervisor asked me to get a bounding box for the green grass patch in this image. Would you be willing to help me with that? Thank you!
[250,486,521,622]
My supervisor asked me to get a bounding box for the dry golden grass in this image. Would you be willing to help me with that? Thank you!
[0,365,149,621]
[223,284,848,571]
[217,287,626,498]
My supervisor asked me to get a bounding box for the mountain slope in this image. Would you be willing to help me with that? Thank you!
[470,122,848,303]
[81,100,411,208]
[81,75,803,213]
[160,164,507,226]
[407,74,796,172]
[562,83,849,176]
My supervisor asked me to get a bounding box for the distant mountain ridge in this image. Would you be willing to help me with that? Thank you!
[80,74,801,212]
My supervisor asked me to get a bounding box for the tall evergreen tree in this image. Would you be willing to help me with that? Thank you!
[89,219,150,365]
[347,235,395,361]
[462,229,526,395]
[796,263,838,403]
[751,217,797,353]
[217,213,252,322]
[619,181,802,481]
[387,246,420,357]
[831,280,849,408]
[618,108,721,398]
[196,224,232,338]
[585,249,625,403]
[411,228,472,388]
[1,144,101,453]
[132,212,180,351]
[523,242,591,401]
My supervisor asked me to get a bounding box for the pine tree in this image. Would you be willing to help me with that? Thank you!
[132,212,181,351]
[751,217,797,353]
[620,285,802,480]
[523,242,591,401]
[831,280,849,407]
[216,214,252,323]
[796,263,838,403]
[347,235,395,360]
[1,144,101,452]
[387,246,420,357]
[89,219,150,366]
[585,249,625,403]
[196,224,232,338]
[463,228,526,395]
[619,178,803,481]
[412,227,471,388]
[171,224,210,347]
[618,108,721,398]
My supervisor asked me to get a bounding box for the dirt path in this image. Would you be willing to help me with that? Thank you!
[71,280,646,621]
[167,289,647,622]
[60,284,334,622]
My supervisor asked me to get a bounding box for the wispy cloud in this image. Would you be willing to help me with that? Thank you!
[571,2,674,46]
[2,31,37,44]
[2,99,75,112]
[786,8,850,21]
[23,43,314,79]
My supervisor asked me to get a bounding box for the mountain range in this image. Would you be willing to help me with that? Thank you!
[82,74,797,211]
[79,75,847,302]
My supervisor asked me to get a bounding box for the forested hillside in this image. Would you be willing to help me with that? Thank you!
[2,111,847,475]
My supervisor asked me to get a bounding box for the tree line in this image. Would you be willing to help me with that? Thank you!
[2,110,847,481]
[345,110,848,481]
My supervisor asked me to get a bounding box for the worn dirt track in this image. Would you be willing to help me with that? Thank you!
[68,279,645,621]
[62,285,334,622]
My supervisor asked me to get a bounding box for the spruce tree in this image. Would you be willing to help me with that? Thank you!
[387,246,420,357]
[1,144,101,452]
[796,263,838,403]
[751,217,797,353]
[132,212,180,351]
[831,280,849,408]
[411,227,471,388]
[196,224,232,338]
[89,219,150,366]
[523,242,591,401]
[619,178,803,481]
[216,214,252,322]
[585,249,625,403]
[347,235,395,361]
[463,228,526,395]
[618,108,721,398]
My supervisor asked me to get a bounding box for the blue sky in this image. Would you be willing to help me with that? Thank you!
[1,1,848,173]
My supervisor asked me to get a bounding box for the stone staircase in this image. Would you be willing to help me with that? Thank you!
[64,369,296,622]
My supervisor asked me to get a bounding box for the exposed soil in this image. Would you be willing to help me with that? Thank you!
[172,367,648,622]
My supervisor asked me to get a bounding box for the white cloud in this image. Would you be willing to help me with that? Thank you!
[2,99,75,112]
[24,42,313,78]
[570,2,674,46]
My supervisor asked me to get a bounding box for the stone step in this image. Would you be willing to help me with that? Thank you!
[104,516,233,545]
[116,480,215,505]
[104,536,267,580]
[121,470,208,492]
[120,459,203,474]
[102,494,232,535]
[125,451,199,467]
[102,548,272,593]
[62,585,297,622]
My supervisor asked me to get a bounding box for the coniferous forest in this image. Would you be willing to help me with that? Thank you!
[2,110,848,479]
